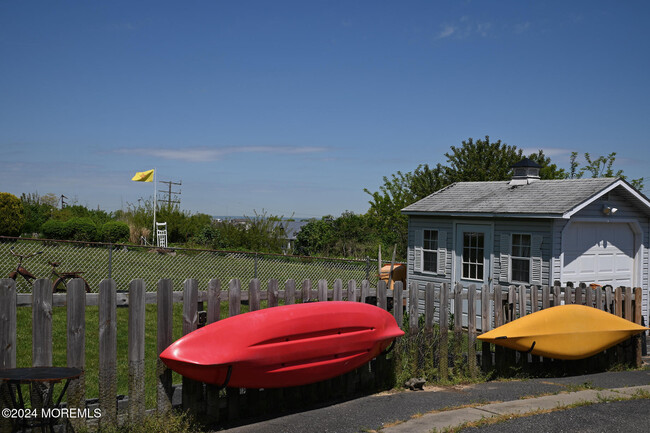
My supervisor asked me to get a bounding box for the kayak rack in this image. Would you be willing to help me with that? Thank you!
[215,365,233,391]
[382,340,397,356]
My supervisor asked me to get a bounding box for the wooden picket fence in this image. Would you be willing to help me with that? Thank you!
[408,282,645,382]
[0,277,407,428]
[0,277,645,429]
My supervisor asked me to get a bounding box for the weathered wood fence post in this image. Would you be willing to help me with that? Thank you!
[467,285,477,378]
[182,279,204,416]
[439,282,449,381]
[128,279,146,423]
[481,284,491,370]
[285,279,296,305]
[205,278,223,424]
[0,279,17,369]
[98,278,117,428]
[409,281,418,336]
[67,279,86,431]
[32,279,52,367]
[157,279,174,414]
[227,279,241,422]
[393,281,403,329]
[0,280,16,433]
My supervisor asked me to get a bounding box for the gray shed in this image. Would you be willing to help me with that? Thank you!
[401,160,650,324]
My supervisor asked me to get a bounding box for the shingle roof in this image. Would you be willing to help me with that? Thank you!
[402,178,622,217]
[278,221,309,240]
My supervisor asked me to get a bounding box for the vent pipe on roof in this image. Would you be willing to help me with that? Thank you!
[509,158,541,186]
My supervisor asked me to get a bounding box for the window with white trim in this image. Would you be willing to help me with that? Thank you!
[422,229,438,273]
[462,231,485,281]
[511,233,531,283]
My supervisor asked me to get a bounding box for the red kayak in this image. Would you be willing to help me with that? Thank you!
[160,301,404,388]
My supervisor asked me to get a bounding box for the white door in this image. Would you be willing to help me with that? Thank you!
[455,224,492,287]
[454,224,492,328]
[562,222,635,287]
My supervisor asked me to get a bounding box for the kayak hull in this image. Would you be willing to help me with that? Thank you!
[477,304,648,360]
[160,301,404,388]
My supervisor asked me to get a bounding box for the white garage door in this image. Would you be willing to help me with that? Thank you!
[562,222,635,287]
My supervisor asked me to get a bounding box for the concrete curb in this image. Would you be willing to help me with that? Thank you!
[382,385,650,433]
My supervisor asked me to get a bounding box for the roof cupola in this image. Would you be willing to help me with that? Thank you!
[510,158,541,186]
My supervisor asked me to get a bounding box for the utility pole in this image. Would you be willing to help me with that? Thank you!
[158,180,182,210]
[60,194,67,208]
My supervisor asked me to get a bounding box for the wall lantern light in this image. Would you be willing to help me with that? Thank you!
[602,205,618,215]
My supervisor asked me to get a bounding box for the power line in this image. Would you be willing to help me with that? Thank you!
[158,180,182,210]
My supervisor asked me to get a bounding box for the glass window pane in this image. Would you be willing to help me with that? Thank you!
[424,230,438,250]
[462,231,485,281]
[512,258,530,282]
[424,251,437,272]
[511,234,531,258]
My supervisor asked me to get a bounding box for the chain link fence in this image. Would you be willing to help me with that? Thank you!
[0,236,379,293]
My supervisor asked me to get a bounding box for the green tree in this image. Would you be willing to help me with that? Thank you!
[569,152,644,190]
[409,163,449,201]
[295,217,336,256]
[20,192,56,235]
[332,211,378,258]
[0,192,25,236]
[364,136,566,257]
[445,136,565,182]
[363,170,414,257]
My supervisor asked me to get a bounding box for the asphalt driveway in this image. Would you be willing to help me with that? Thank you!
[218,369,650,433]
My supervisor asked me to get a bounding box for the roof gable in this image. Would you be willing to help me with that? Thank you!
[402,178,650,218]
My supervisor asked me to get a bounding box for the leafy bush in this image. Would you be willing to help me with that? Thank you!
[41,219,71,240]
[193,225,220,246]
[65,217,99,242]
[101,221,130,243]
[20,192,56,235]
[0,192,25,236]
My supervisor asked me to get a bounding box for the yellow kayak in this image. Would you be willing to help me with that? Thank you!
[477,304,649,360]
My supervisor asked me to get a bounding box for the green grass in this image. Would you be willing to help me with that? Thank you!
[15,301,250,409]
[1,238,375,294]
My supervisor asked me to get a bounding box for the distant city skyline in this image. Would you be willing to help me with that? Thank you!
[2,1,649,218]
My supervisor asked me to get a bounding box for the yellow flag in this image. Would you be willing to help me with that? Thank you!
[131,169,154,182]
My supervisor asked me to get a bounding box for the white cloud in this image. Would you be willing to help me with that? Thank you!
[437,25,456,39]
[117,145,329,162]
[476,22,492,38]
[514,22,531,34]
[521,147,573,158]
[436,18,492,40]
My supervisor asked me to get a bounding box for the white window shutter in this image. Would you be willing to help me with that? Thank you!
[437,231,447,276]
[414,247,423,273]
[414,230,423,273]
[531,235,543,285]
[500,233,511,282]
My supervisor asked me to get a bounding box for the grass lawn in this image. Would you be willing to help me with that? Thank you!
[15,301,252,409]
[1,239,375,294]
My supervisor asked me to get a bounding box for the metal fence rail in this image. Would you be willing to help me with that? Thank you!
[0,237,378,293]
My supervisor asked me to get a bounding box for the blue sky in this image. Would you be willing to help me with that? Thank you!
[2,1,649,218]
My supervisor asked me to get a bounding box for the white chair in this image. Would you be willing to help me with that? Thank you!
[156,222,168,248]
